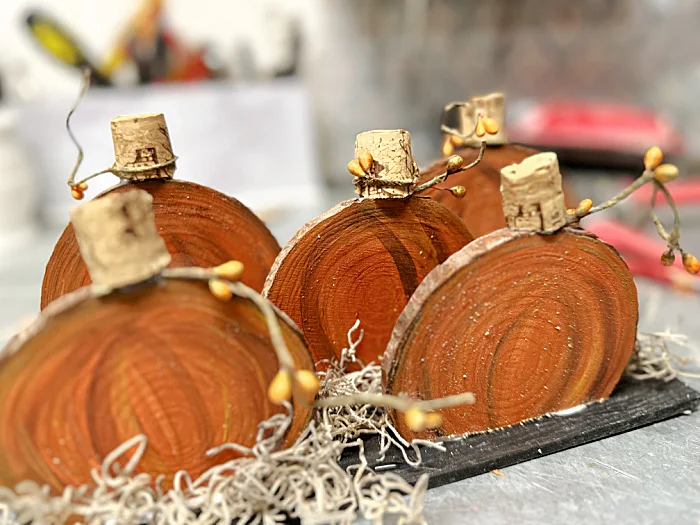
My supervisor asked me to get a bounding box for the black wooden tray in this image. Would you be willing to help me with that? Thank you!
[340,378,700,489]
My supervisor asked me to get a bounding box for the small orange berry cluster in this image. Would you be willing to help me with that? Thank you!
[267,368,321,405]
[643,146,679,183]
[566,198,593,220]
[441,115,500,156]
[347,151,374,179]
[205,259,323,405]
[660,250,699,274]
[70,182,89,200]
[441,154,467,198]
[207,260,246,301]
[643,147,699,275]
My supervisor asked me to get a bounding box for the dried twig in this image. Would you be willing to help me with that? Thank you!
[65,68,91,189]
[412,142,486,194]
[578,171,654,217]
[566,147,699,275]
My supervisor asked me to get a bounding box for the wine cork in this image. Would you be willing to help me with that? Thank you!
[353,130,419,198]
[110,113,176,180]
[70,189,172,289]
[501,152,567,233]
[458,92,509,147]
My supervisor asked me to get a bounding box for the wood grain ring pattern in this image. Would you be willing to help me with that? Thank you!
[384,227,638,440]
[0,279,313,493]
[264,198,475,366]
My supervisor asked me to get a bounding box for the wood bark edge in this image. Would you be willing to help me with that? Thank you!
[263,199,356,296]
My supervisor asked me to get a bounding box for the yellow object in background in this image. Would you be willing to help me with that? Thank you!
[25,12,112,86]
[29,20,81,66]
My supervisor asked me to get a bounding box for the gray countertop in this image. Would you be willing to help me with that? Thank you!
[0,183,698,525]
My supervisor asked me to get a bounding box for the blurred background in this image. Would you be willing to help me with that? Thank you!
[0,0,698,338]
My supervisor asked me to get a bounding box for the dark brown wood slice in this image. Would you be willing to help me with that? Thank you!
[264,198,475,366]
[41,180,281,308]
[0,279,313,493]
[384,227,638,440]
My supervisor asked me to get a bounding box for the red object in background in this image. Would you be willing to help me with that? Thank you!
[586,220,698,293]
[509,101,684,159]
[629,177,700,207]
[158,31,211,83]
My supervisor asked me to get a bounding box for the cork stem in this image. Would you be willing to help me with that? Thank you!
[500,152,567,233]
[110,113,177,181]
[351,130,419,199]
[445,92,509,147]
[70,189,172,290]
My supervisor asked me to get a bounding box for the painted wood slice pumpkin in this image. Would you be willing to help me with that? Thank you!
[0,191,313,493]
[422,93,573,237]
[384,153,638,440]
[264,130,475,366]
[419,143,538,237]
[41,113,280,309]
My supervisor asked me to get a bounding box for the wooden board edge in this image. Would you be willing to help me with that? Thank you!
[340,378,700,489]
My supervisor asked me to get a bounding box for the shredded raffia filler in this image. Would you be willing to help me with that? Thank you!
[0,321,438,525]
[626,328,700,382]
[1,322,697,524]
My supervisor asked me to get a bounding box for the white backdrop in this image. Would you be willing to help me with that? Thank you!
[0,0,316,98]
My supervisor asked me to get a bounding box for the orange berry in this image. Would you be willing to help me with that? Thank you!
[358,151,374,173]
[446,155,464,174]
[214,260,244,281]
[575,198,593,217]
[424,412,443,428]
[347,159,366,178]
[451,135,466,147]
[653,164,679,183]
[405,407,426,432]
[295,369,320,399]
[268,370,293,405]
[643,146,663,171]
[660,251,675,267]
[442,137,454,157]
[475,118,486,138]
[71,188,84,200]
[682,253,700,275]
[208,279,233,301]
[449,185,466,198]
[482,117,499,135]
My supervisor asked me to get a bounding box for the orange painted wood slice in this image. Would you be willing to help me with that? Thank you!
[384,227,638,440]
[41,180,281,308]
[0,279,313,493]
[264,198,475,366]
